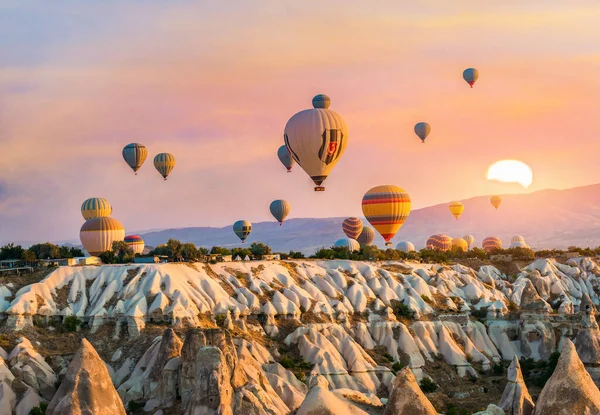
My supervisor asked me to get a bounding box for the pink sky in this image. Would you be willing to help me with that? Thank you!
[1,1,600,243]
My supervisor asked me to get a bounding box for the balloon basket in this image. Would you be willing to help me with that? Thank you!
[314,186,325,192]
[385,242,392,247]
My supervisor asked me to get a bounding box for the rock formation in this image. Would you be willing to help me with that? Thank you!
[295,375,368,415]
[383,367,437,415]
[498,355,534,415]
[46,338,126,415]
[533,339,600,414]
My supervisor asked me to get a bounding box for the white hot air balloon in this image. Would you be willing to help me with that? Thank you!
[396,241,415,253]
[334,238,360,252]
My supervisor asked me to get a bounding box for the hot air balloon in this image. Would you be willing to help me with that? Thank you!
[154,153,176,180]
[122,143,148,175]
[490,195,502,210]
[124,235,145,255]
[277,145,295,173]
[81,198,112,220]
[396,241,415,253]
[284,94,348,191]
[449,201,464,220]
[426,234,452,251]
[80,217,125,256]
[510,240,530,249]
[334,238,360,252]
[414,122,431,143]
[511,235,525,244]
[482,236,502,252]
[270,200,290,225]
[463,68,479,88]
[233,220,252,243]
[357,227,375,246]
[342,217,363,240]
[362,185,411,246]
[463,234,475,248]
[452,238,468,252]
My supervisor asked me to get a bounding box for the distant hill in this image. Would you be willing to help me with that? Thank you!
[140,183,600,254]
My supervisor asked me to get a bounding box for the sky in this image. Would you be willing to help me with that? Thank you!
[1,1,600,244]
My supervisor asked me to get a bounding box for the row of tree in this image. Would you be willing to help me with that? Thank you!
[0,243,85,262]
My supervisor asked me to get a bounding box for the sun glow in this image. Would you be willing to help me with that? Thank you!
[486,160,533,188]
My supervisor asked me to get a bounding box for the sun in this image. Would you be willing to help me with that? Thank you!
[486,160,533,188]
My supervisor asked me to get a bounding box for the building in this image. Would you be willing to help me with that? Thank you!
[134,256,160,264]
[0,259,25,269]
[39,258,78,267]
[77,257,101,266]
[205,254,233,263]
[262,254,281,261]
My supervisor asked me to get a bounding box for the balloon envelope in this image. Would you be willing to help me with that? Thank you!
[81,198,112,220]
[270,200,290,225]
[396,241,415,253]
[284,94,348,191]
[362,185,411,246]
[463,234,475,248]
[482,236,502,252]
[154,153,176,179]
[233,220,252,242]
[277,145,295,172]
[80,217,125,256]
[463,68,479,87]
[449,201,464,220]
[334,238,360,252]
[124,235,145,255]
[414,122,431,143]
[357,226,375,246]
[342,217,363,240]
[122,143,148,174]
[490,195,502,210]
[452,238,468,252]
[426,234,452,251]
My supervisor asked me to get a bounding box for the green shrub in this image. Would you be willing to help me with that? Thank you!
[421,295,433,304]
[492,363,504,375]
[391,362,404,374]
[391,300,414,320]
[127,400,144,414]
[29,403,48,415]
[63,316,81,332]
[419,377,438,393]
[383,352,394,362]
[214,315,226,327]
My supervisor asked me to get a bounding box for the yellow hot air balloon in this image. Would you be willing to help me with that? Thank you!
[449,201,464,220]
[81,198,112,220]
[80,217,125,256]
[452,238,468,252]
[490,195,502,210]
[284,94,348,191]
[154,153,176,180]
[362,185,411,246]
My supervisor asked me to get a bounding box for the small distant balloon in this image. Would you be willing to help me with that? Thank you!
[427,234,452,251]
[270,200,290,226]
[334,237,360,252]
[154,153,176,180]
[414,122,431,143]
[396,241,415,253]
[362,185,411,246]
[490,195,502,210]
[357,226,375,246]
[482,236,502,252]
[122,143,148,174]
[81,197,112,220]
[342,217,363,240]
[277,145,295,172]
[463,68,479,88]
[233,220,252,243]
[463,234,475,248]
[449,201,464,220]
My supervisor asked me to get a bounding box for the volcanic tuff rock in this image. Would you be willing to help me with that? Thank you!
[498,356,534,415]
[295,375,369,415]
[383,366,437,415]
[533,339,600,415]
[46,338,126,415]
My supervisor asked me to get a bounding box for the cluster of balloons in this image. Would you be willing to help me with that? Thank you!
[122,143,176,180]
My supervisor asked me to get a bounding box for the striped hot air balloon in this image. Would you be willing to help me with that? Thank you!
[270,200,290,225]
[277,145,295,172]
[284,94,348,191]
[81,198,112,220]
[396,241,415,253]
[233,220,252,243]
[122,143,148,174]
[357,226,375,246]
[80,217,125,256]
[449,201,464,220]
[452,238,468,252]
[426,234,452,251]
[154,153,176,180]
[124,235,145,255]
[490,195,502,210]
[463,68,479,88]
[414,122,431,143]
[362,185,411,246]
[482,236,502,252]
[463,234,475,249]
[342,217,363,240]
[334,238,360,252]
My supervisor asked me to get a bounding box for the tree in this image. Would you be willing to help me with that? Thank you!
[288,250,305,259]
[166,238,183,261]
[21,250,36,263]
[112,241,135,263]
[28,243,60,260]
[210,246,232,256]
[249,242,271,258]
[99,250,117,264]
[0,243,24,260]
[181,243,199,261]
[232,248,252,259]
[198,246,209,256]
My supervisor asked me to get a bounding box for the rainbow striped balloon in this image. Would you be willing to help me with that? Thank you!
[124,235,145,255]
[362,185,411,246]
[426,234,452,251]
[482,236,502,252]
[342,217,363,240]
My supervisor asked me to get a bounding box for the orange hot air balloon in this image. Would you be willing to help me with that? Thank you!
[426,234,452,251]
[342,217,363,240]
[449,201,464,220]
[362,185,411,246]
[490,195,502,210]
[482,236,502,252]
